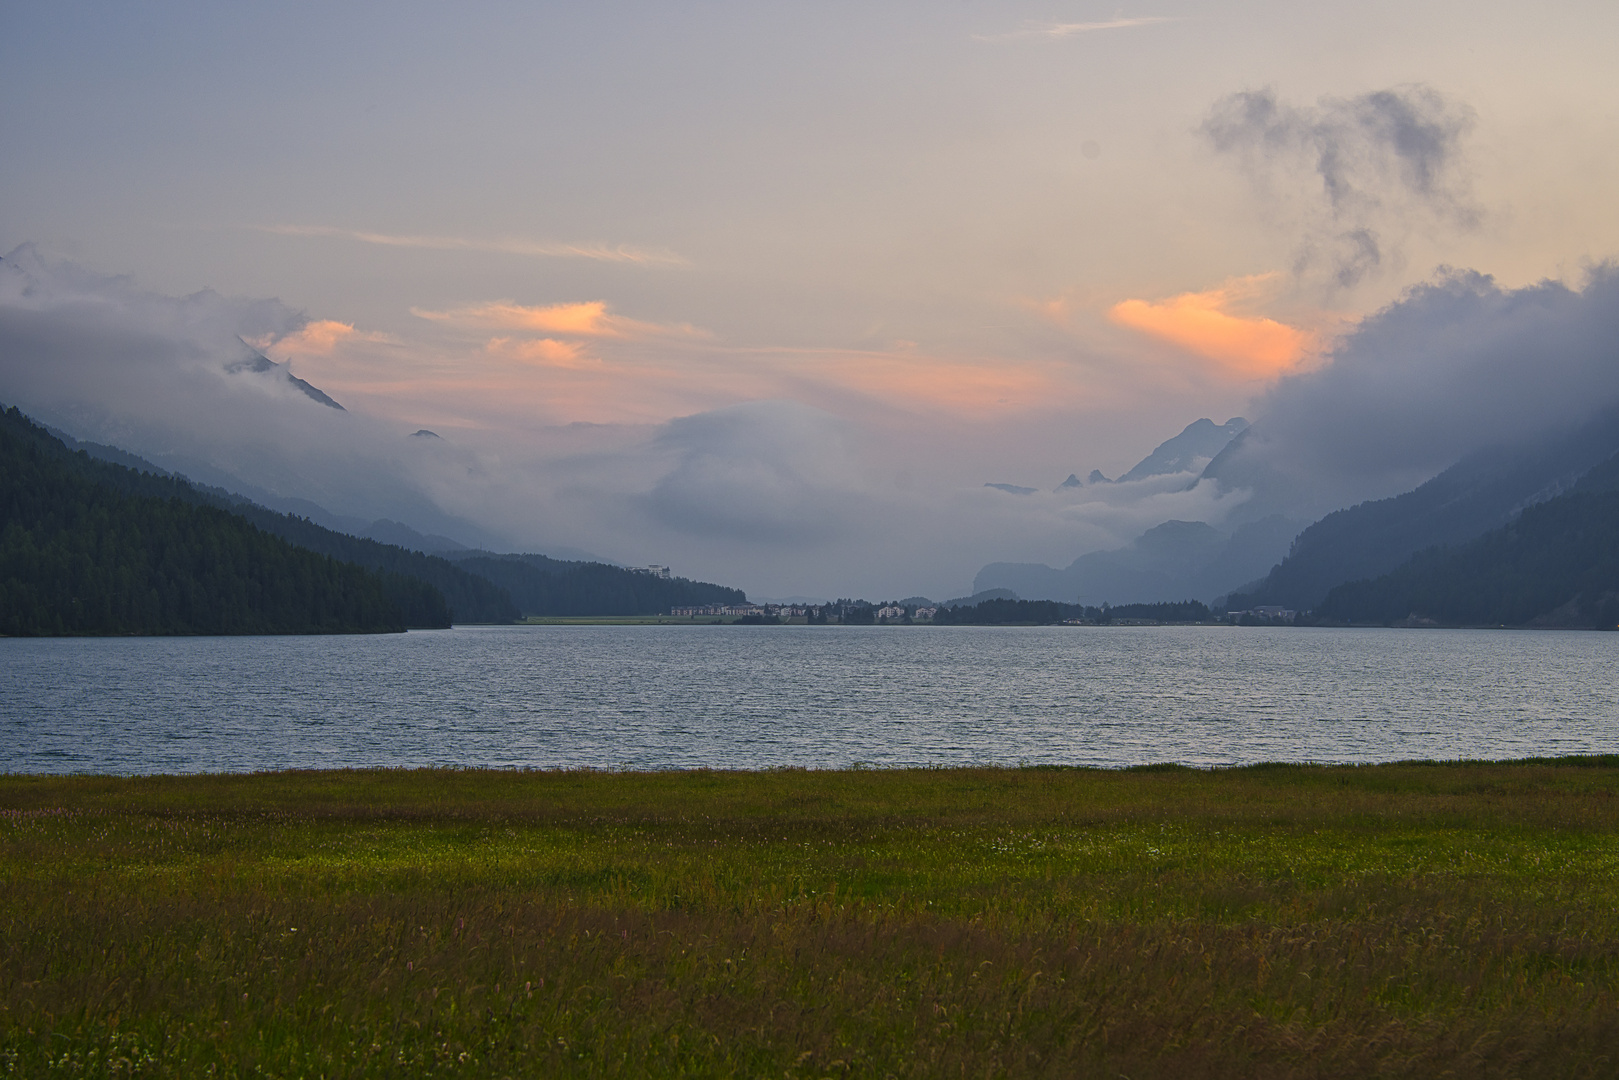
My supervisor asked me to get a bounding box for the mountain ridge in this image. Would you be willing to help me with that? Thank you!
[1228,405,1619,611]
[0,405,414,635]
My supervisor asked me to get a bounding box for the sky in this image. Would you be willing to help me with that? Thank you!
[3,1,1618,600]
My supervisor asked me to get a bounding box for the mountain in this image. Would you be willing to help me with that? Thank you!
[969,417,1268,605]
[38,417,512,624]
[31,408,748,621]
[1043,417,1249,492]
[940,587,1020,608]
[1227,406,1619,611]
[445,552,746,616]
[1115,417,1248,483]
[0,406,409,635]
[224,347,345,410]
[360,518,469,553]
[47,424,511,553]
[1314,482,1619,628]
[974,515,1298,605]
[214,509,516,624]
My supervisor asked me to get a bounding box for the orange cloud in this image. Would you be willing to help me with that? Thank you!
[486,336,598,369]
[412,300,705,341]
[252,320,398,356]
[1108,278,1317,378]
[805,350,1060,412]
[256,224,689,267]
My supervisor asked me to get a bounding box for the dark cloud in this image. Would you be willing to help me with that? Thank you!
[1211,265,1619,516]
[1204,85,1479,288]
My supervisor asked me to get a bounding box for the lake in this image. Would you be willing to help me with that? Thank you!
[3,624,1616,774]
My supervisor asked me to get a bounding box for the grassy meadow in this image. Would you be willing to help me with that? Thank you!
[4,762,1619,1078]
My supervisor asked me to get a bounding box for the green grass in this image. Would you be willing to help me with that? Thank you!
[4,762,1619,1077]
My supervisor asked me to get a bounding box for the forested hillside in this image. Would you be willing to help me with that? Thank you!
[40,416,514,624]
[452,552,746,616]
[1227,407,1619,611]
[0,407,413,635]
[212,507,515,624]
[934,599,1214,625]
[1315,488,1619,628]
[8,405,755,625]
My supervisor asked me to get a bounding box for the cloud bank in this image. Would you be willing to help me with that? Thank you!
[983,17,1179,41]
[1204,85,1479,289]
[1213,264,1619,517]
[3,246,1165,596]
[9,239,1618,603]
[255,225,689,267]
[0,244,501,543]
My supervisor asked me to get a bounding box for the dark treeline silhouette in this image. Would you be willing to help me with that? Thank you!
[452,553,745,616]
[1315,488,1619,628]
[0,406,409,635]
[3,407,465,626]
[214,509,512,624]
[935,598,1214,625]
[1228,407,1619,612]
[29,411,512,623]
[830,598,876,624]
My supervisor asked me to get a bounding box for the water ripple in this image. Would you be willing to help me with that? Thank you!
[2,625,1616,773]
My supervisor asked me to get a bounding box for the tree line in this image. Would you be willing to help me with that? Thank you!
[1,405,759,634]
[1314,487,1619,628]
[934,599,1214,625]
[1,407,410,636]
[451,553,745,617]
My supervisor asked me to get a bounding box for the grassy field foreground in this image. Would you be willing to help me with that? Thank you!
[4,762,1619,1078]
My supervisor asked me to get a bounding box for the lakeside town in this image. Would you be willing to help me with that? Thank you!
[666,597,1300,625]
[670,602,939,622]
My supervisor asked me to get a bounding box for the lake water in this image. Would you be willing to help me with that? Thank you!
[3,625,1617,774]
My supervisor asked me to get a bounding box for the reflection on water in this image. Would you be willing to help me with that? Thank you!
[3,625,1616,774]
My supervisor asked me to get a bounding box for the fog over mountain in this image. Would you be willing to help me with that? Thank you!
[1114,418,1248,485]
[0,246,507,549]
[4,0,1617,603]
[4,242,1618,602]
[978,265,1619,603]
[1209,266,1619,524]
[0,246,1250,597]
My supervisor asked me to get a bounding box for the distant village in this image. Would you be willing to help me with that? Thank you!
[649,565,1298,626]
[669,592,1296,626]
[670,602,939,622]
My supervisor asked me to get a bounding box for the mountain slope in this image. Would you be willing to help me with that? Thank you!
[1315,486,1619,628]
[224,349,346,410]
[449,552,746,616]
[974,515,1298,605]
[1228,406,1619,611]
[35,409,751,621]
[0,406,407,636]
[1117,417,1248,483]
[41,421,514,624]
[215,509,516,624]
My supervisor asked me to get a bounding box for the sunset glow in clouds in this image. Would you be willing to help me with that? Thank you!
[411,301,705,341]
[1109,278,1320,380]
[4,0,1618,597]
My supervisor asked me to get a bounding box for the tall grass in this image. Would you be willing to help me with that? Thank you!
[3,762,1617,1077]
